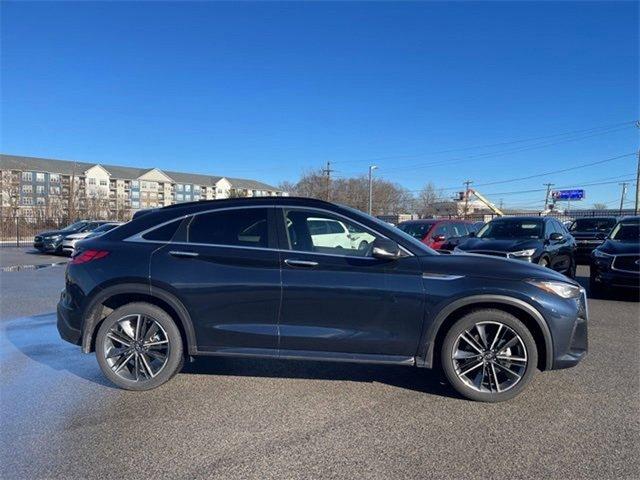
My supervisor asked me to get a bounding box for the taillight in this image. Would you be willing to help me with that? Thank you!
[71,249,110,265]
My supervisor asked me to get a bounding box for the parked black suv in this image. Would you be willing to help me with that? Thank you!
[454,216,577,278]
[589,216,640,295]
[34,220,109,253]
[57,198,587,402]
[569,216,618,263]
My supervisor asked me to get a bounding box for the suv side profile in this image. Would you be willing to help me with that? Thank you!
[57,198,587,402]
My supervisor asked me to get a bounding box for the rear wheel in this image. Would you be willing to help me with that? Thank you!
[95,302,184,390]
[440,309,538,402]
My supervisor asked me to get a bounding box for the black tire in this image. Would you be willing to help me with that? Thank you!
[440,309,538,402]
[95,302,184,391]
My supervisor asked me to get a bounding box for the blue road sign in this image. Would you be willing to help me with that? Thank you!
[552,189,585,201]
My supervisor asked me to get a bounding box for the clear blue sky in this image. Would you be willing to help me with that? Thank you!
[1,1,638,208]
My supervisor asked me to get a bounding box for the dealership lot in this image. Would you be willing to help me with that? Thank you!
[0,256,638,479]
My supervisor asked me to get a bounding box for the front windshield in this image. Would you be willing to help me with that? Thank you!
[570,218,616,232]
[609,222,640,241]
[61,221,88,232]
[397,222,434,240]
[477,219,544,240]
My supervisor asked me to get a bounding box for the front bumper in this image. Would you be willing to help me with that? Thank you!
[591,265,640,289]
[34,238,62,252]
[552,289,588,369]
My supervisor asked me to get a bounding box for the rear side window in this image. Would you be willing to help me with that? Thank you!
[142,219,183,242]
[188,208,269,248]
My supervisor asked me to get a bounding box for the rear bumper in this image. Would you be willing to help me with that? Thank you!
[56,291,82,346]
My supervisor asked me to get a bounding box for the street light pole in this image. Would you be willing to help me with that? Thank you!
[368,165,378,215]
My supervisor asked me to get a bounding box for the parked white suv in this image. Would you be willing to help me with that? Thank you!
[62,222,123,255]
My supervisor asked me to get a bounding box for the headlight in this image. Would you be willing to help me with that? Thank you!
[592,249,612,258]
[46,235,62,241]
[526,279,581,299]
[509,248,536,257]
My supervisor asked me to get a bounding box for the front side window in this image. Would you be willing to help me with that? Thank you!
[188,208,269,248]
[284,209,378,257]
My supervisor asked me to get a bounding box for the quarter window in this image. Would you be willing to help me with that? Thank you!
[142,219,183,241]
[284,209,378,257]
[188,208,269,248]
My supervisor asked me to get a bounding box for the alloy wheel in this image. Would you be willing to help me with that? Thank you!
[103,314,170,381]
[451,321,528,393]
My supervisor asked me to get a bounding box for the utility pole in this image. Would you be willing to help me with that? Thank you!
[543,183,554,211]
[619,182,628,215]
[635,149,639,215]
[368,165,378,215]
[322,161,334,201]
[463,180,473,219]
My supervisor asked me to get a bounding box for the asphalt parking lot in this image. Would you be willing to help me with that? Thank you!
[0,250,638,480]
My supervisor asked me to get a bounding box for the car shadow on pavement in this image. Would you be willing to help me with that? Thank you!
[181,356,459,399]
[3,312,116,389]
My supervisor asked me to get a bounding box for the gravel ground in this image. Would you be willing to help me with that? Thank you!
[0,265,638,479]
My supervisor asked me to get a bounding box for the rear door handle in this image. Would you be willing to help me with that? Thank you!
[284,259,318,268]
[169,250,199,258]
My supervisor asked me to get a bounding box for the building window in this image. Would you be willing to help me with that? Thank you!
[131,180,139,188]
[217,188,223,194]
[36,172,46,182]
[22,172,32,181]
[176,194,184,201]
[132,191,139,199]
[194,194,200,201]
[99,179,108,186]
[150,182,157,189]
[141,181,148,189]
[36,197,45,205]
[36,185,45,194]
[50,174,60,183]
[50,186,60,195]
[176,184,183,191]
[132,201,140,208]
[22,197,33,205]
[185,184,191,192]
[88,178,96,185]
[22,185,33,193]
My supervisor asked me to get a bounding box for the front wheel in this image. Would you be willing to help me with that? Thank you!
[440,309,538,402]
[95,302,184,390]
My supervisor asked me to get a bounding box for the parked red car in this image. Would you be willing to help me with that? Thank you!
[397,219,474,251]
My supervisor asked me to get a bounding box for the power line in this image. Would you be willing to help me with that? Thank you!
[332,120,636,167]
[321,161,334,201]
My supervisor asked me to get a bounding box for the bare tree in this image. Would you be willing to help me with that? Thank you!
[416,182,443,218]
[592,202,607,210]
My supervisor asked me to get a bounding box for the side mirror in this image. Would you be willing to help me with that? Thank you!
[432,234,446,242]
[549,232,564,242]
[371,237,402,260]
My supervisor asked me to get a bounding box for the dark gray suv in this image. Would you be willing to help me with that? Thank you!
[57,197,588,402]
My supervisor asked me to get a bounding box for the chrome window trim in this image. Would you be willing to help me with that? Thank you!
[124,204,414,259]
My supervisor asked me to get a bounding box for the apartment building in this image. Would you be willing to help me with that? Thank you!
[0,154,287,218]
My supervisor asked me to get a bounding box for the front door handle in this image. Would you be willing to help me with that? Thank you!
[284,259,318,268]
[169,250,199,258]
